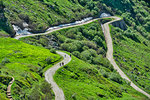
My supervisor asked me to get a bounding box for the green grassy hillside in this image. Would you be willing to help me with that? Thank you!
[1,0,117,37]
[54,53,148,100]
[0,0,150,99]
[20,19,149,99]
[110,25,150,94]
[0,0,150,37]
[21,20,107,65]
[1,0,101,36]
[0,37,62,99]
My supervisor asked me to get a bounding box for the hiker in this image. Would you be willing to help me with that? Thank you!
[64,55,66,58]
[70,54,71,57]
[62,62,64,66]
[60,63,61,66]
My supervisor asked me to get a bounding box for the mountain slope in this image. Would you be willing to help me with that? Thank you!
[0,37,61,99]
[20,19,149,99]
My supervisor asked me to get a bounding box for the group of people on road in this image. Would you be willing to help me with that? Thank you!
[59,54,71,66]
[60,62,64,66]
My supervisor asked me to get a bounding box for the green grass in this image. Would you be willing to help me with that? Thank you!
[0,37,61,99]
[54,54,148,100]
[20,20,107,65]
[110,25,150,94]
[2,0,95,34]
[20,19,148,99]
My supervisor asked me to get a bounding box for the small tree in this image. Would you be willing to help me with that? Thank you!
[50,48,56,54]
[46,57,53,64]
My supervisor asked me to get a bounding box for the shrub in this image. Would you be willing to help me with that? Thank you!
[45,57,53,64]
[80,50,91,61]
[93,55,103,65]
[109,73,123,84]
[72,51,80,58]
[0,93,8,100]
[50,48,56,54]
[88,49,97,57]
[28,85,41,100]
[1,57,10,65]
[82,46,89,51]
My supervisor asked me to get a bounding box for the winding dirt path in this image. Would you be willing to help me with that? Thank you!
[7,77,14,100]
[14,19,97,40]
[102,16,150,99]
[45,51,71,100]
[14,16,150,99]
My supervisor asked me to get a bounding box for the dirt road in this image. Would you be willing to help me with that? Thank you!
[45,51,71,100]
[14,16,150,99]
[102,16,150,99]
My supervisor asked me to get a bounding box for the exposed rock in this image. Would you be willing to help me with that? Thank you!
[100,13,111,18]
[23,22,29,28]
[12,25,32,35]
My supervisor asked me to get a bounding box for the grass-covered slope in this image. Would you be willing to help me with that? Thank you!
[1,0,101,35]
[21,20,107,64]
[54,53,148,100]
[1,0,116,36]
[20,20,148,99]
[0,0,150,38]
[0,37,61,100]
[110,25,150,94]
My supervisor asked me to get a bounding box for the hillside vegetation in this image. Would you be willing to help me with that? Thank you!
[21,20,107,64]
[20,20,148,99]
[0,37,61,100]
[0,0,149,37]
[1,0,110,36]
[54,54,148,100]
[0,0,150,99]
[110,25,150,94]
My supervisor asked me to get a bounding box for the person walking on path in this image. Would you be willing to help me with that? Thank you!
[62,62,64,66]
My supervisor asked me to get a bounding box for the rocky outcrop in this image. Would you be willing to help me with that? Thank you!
[111,19,127,30]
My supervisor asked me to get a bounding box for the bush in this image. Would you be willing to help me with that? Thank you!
[50,48,56,54]
[0,75,12,85]
[0,93,8,100]
[82,46,89,51]
[45,57,53,64]
[93,55,103,65]
[1,57,10,65]
[109,73,123,84]
[80,50,91,61]
[28,85,41,100]
[88,49,97,57]
[72,51,80,58]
